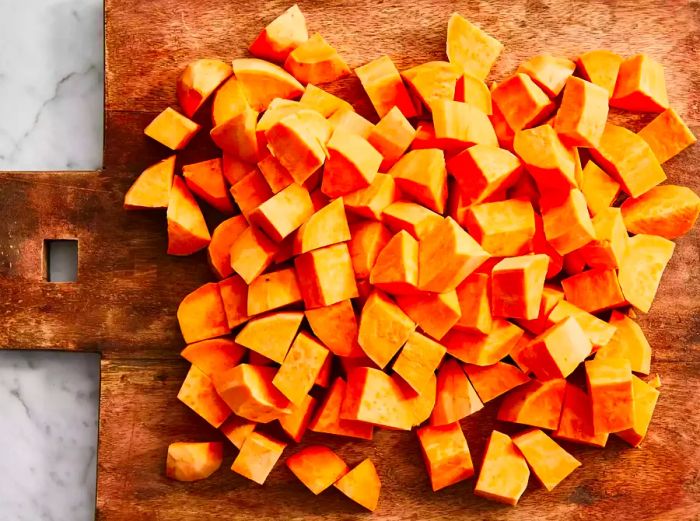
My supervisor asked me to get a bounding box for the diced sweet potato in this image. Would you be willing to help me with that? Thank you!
[512,428,581,491]
[166,442,223,482]
[342,367,412,430]
[489,102,516,150]
[620,185,700,239]
[348,220,392,279]
[541,188,596,255]
[294,197,351,254]
[177,59,232,118]
[611,54,669,112]
[295,243,358,308]
[257,153,294,194]
[287,445,349,494]
[124,155,175,210]
[554,76,609,148]
[218,275,249,329]
[334,459,381,512]
[578,207,628,271]
[177,282,229,344]
[369,230,419,295]
[249,4,308,63]
[247,267,302,316]
[322,132,382,198]
[284,33,349,84]
[306,300,364,357]
[232,432,287,484]
[596,310,651,375]
[181,336,246,379]
[517,54,576,98]
[497,378,566,430]
[232,58,304,111]
[547,299,617,349]
[442,318,524,366]
[411,121,454,150]
[178,365,232,428]
[229,226,278,284]
[474,431,530,506]
[250,183,313,242]
[308,377,373,440]
[454,273,492,334]
[144,107,201,150]
[328,108,375,139]
[465,199,535,256]
[455,72,492,114]
[355,55,418,118]
[229,169,274,221]
[212,76,250,128]
[207,216,248,279]
[273,332,329,405]
[638,108,697,163]
[562,268,626,313]
[182,158,234,214]
[446,144,522,203]
[395,290,460,340]
[256,99,305,148]
[299,83,353,117]
[491,73,555,131]
[210,107,259,162]
[553,382,608,447]
[616,375,660,447]
[463,362,529,402]
[401,61,462,112]
[491,254,549,320]
[167,176,211,255]
[580,161,621,217]
[392,331,446,392]
[368,106,416,170]
[417,422,474,491]
[577,49,623,98]
[344,173,399,220]
[382,201,443,240]
[431,359,483,426]
[532,213,563,279]
[446,13,503,80]
[358,290,415,369]
[220,416,256,449]
[279,393,317,443]
[514,285,564,335]
[235,311,303,363]
[389,149,447,214]
[432,100,497,150]
[586,357,634,433]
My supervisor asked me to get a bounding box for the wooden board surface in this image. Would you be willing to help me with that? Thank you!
[0,0,698,519]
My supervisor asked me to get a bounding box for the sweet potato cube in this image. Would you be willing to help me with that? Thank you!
[381,202,442,240]
[181,336,246,379]
[577,49,623,98]
[256,99,305,148]
[465,199,535,257]
[210,107,259,162]
[306,300,363,357]
[542,189,596,255]
[512,428,581,491]
[144,107,200,150]
[218,275,249,329]
[220,416,256,449]
[392,331,446,392]
[611,54,668,112]
[596,311,651,375]
[286,445,349,494]
[232,58,304,111]
[279,393,317,443]
[214,364,291,423]
[178,365,232,428]
[514,285,564,335]
[491,254,549,320]
[358,290,415,368]
[474,431,530,506]
[590,123,666,197]
[235,311,303,363]
[432,99,497,149]
[417,422,474,491]
[355,55,417,118]
[344,173,399,220]
[562,268,626,313]
[249,4,308,63]
[124,155,175,210]
[247,267,302,316]
[411,121,454,150]
[553,382,608,447]
[342,367,412,430]
[454,273,492,334]
[322,132,382,198]
[442,318,524,366]
[348,221,392,279]
[167,176,211,255]
[284,32,349,84]
[555,77,609,148]
[229,169,273,221]
[431,359,483,425]
[273,332,329,406]
[497,378,566,430]
[616,375,660,447]
[446,11,503,79]
[395,290,460,340]
[368,106,416,170]
[308,377,374,440]
[257,153,293,194]
[389,149,447,214]
[491,73,555,131]
[401,61,462,112]
[229,226,278,284]
[638,108,697,163]
[334,459,381,512]
[249,183,313,242]
[580,161,620,216]
[547,299,617,348]
[620,185,700,239]
[177,282,228,344]
[532,213,563,278]
[299,83,353,117]
[166,442,223,482]
[232,432,286,484]
[446,144,522,203]
[618,233,675,313]
[212,76,250,128]
[295,243,358,308]
[177,58,232,118]
[489,102,516,150]
[294,197,350,254]
[419,217,490,292]
[207,216,248,279]
[455,72,492,114]
[578,207,628,270]
[328,108,375,139]
[517,54,576,97]
[464,362,530,402]
[586,357,634,433]
[183,158,234,214]
[369,230,419,295]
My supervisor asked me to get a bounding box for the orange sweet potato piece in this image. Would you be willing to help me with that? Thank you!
[419,217,490,292]
[489,102,516,150]
[344,173,399,220]
[491,254,549,320]
[273,332,329,405]
[620,185,700,239]
[295,243,358,308]
[210,107,259,162]
[177,59,232,118]
[514,285,564,335]
[334,459,381,512]
[547,299,617,349]
[368,106,416,170]
[220,415,256,449]
[463,362,529,402]
[247,267,302,316]
[586,357,634,433]
[183,158,234,214]
[212,76,250,128]
[358,290,415,368]
[579,207,628,270]
[218,275,249,329]
[596,310,651,375]
[392,331,446,392]
[249,4,308,63]
[167,176,211,255]
[166,442,223,482]
[250,183,313,242]
[510,331,534,375]
[517,54,576,98]
[432,99,497,149]
[389,149,447,214]
[431,359,483,426]
[532,213,563,279]
[579,160,620,216]
[577,49,623,98]
[178,365,232,427]
[554,76,609,148]
[207,215,247,279]
[561,268,626,313]
[541,189,596,256]
[491,73,555,132]
[229,225,278,284]
[231,432,286,484]
[638,108,697,163]
[497,378,566,430]
[446,144,522,203]
[611,54,669,112]
[369,230,419,295]
[235,311,303,363]
[256,99,305,148]
[401,61,461,112]
[257,153,294,194]
[381,201,443,240]
[618,233,675,313]
[355,56,418,118]
[455,72,492,114]
[144,107,201,150]
[348,220,392,279]
[328,108,375,139]
[465,199,535,256]
[553,382,608,447]
[232,58,304,111]
[512,428,581,491]
[299,83,353,117]
[446,13,502,80]
[322,132,382,198]
[308,377,374,440]
[229,169,274,221]
[616,375,660,447]
[177,282,228,344]
[341,367,412,430]
[306,300,364,357]
[454,273,492,334]
[124,155,175,210]
[442,318,524,366]
[284,33,349,84]
[417,422,474,491]
[474,431,530,506]
[279,393,317,443]
[590,123,666,198]
[400,371,437,427]
[181,336,246,379]
[214,364,291,423]
[294,197,351,254]
[287,445,349,494]
[411,121,454,150]
[395,290,461,340]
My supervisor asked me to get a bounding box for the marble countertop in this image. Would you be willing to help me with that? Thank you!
[0,1,103,520]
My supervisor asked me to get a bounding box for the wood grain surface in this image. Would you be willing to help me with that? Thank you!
[0,0,698,519]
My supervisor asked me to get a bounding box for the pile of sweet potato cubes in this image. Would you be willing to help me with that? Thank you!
[124,4,699,511]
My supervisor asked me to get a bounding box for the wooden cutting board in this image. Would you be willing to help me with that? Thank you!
[0,0,698,519]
